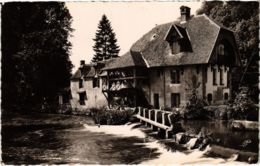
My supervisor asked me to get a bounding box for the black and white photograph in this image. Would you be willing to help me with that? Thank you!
[1,0,259,164]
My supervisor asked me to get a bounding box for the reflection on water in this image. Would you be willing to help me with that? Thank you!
[1,112,159,164]
[181,120,259,153]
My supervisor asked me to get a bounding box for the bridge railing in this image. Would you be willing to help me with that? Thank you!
[135,107,174,138]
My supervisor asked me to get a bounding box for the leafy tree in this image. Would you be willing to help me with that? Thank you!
[2,2,73,112]
[92,15,120,62]
[196,1,259,100]
[182,76,207,120]
[230,87,258,121]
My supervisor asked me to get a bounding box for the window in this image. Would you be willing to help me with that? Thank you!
[171,69,180,84]
[207,93,212,105]
[79,79,83,88]
[153,93,159,109]
[171,93,180,108]
[224,93,229,100]
[196,66,200,74]
[170,42,180,54]
[93,78,100,88]
[219,44,224,56]
[219,68,224,85]
[157,69,163,77]
[212,68,217,85]
[79,92,86,105]
[227,72,230,87]
[156,68,163,77]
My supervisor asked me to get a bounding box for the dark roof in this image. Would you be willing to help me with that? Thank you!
[71,60,114,79]
[71,64,98,80]
[71,69,81,80]
[102,51,147,70]
[71,66,92,80]
[130,14,232,67]
[84,67,96,78]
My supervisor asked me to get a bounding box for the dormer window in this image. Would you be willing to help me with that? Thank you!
[165,24,192,54]
[170,42,180,54]
[218,44,224,56]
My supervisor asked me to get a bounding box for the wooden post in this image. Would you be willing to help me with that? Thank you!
[162,112,165,125]
[148,109,152,128]
[165,130,169,139]
[133,68,137,107]
[138,107,142,123]
[144,108,148,127]
[156,110,160,131]
[154,110,158,122]
[138,107,141,115]
[107,71,110,107]
[133,68,136,88]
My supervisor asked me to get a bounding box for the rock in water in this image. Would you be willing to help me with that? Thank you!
[175,132,185,144]
[231,122,245,131]
[248,156,258,164]
[227,154,239,162]
[186,138,200,150]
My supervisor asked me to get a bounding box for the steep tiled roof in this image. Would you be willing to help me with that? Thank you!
[71,60,113,79]
[84,67,96,78]
[130,14,231,67]
[102,51,147,70]
[71,69,81,80]
[71,66,92,80]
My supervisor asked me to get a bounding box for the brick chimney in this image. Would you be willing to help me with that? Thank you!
[180,6,190,22]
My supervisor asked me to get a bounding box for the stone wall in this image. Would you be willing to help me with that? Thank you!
[149,66,205,108]
[70,78,107,110]
[148,64,231,108]
[205,65,230,105]
[149,69,165,107]
[84,78,107,109]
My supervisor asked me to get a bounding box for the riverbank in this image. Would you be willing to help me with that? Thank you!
[83,122,246,164]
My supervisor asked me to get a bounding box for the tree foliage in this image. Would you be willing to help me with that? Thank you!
[2,2,73,111]
[92,15,120,62]
[182,75,207,120]
[196,1,259,89]
[230,87,258,121]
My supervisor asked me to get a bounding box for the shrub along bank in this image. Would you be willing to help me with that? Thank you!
[90,107,137,125]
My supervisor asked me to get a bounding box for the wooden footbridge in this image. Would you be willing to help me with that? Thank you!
[134,107,174,138]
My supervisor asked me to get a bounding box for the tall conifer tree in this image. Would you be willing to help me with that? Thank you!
[92,15,120,62]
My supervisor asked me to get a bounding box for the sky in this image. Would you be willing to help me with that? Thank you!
[66,2,203,72]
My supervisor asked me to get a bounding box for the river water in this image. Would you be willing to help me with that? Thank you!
[1,111,256,164]
[2,112,161,164]
[181,120,259,153]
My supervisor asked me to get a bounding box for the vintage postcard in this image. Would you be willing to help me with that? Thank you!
[1,0,259,164]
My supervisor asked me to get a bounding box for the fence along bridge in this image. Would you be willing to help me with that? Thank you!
[134,107,174,139]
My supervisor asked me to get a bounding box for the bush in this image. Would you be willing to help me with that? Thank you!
[204,105,231,120]
[90,107,135,125]
[229,87,258,121]
[181,90,208,120]
[57,104,73,114]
